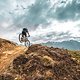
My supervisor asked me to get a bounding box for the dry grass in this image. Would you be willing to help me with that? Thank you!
[68,50,80,64]
[0,46,27,74]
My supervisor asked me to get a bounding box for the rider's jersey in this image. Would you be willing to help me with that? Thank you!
[22,28,28,37]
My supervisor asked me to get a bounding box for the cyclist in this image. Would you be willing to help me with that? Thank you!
[22,28,30,38]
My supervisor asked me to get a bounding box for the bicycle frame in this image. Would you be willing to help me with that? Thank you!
[19,33,30,47]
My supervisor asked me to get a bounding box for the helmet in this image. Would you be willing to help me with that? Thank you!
[23,28,27,31]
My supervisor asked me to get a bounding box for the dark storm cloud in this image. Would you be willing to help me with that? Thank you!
[1,0,80,31]
[11,0,51,29]
[47,0,80,21]
[12,0,80,30]
[23,0,50,27]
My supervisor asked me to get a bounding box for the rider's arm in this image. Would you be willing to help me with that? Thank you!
[28,32,30,37]
[26,29,30,37]
[26,31,30,37]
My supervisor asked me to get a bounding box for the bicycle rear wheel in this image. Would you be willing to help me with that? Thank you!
[25,40,30,47]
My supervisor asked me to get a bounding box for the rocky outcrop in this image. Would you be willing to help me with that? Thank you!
[4,44,80,80]
[0,74,14,80]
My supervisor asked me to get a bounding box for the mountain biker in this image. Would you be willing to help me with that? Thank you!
[22,28,30,37]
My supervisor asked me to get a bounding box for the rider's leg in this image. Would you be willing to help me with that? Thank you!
[22,34,24,37]
[25,33,27,37]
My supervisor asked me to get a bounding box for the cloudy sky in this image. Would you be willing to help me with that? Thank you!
[0,0,80,43]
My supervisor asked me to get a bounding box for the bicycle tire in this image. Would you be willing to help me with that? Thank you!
[19,33,22,43]
[25,40,30,47]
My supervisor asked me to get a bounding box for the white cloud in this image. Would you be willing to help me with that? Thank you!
[1,22,10,28]
[30,20,80,43]
[1,20,79,44]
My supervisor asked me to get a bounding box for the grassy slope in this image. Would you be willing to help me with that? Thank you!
[68,50,80,64]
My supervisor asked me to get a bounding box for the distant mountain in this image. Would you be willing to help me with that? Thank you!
[42,40,80,50]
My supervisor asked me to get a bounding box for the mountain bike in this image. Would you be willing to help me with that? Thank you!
[19,33,30,47]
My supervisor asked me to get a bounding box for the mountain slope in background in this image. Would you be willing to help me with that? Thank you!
[42,40,80,50]
[0,38,80,80]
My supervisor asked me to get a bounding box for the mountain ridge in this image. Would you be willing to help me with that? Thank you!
[42,40,80,50]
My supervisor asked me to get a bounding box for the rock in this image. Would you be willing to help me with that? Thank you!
[0,74,14,80]
[13,55,28,69]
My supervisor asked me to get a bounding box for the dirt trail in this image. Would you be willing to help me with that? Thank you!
[0,46,28,74]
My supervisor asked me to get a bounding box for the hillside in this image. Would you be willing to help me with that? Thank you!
[42,40,80,50]
[0,38,80,80]
[0,38,28,74]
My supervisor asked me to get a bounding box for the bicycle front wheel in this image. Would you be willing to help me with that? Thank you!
[19,33,23,43]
